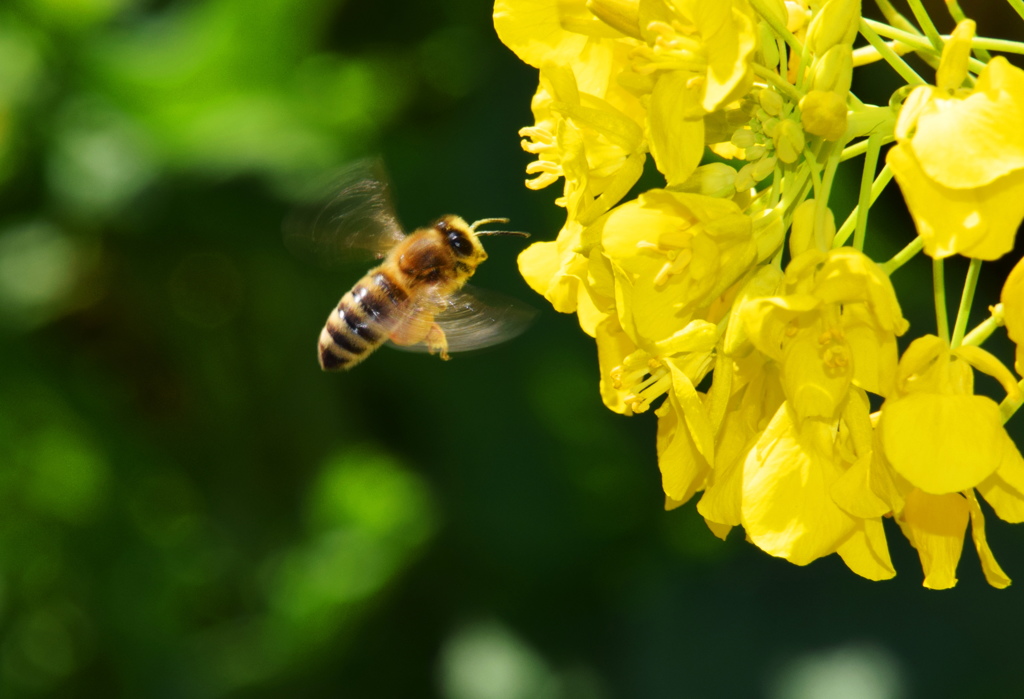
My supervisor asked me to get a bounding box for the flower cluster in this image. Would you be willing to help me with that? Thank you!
[495,0,1024,588]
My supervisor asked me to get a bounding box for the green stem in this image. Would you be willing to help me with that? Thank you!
[874,0,916,32]
[802,146,824,202]
[970,36,1024,55]
[818,143,839,202]
[950,258,982,348]
[854,135,883,251]
[961,304,1005,348]
[880,237,923,274]
[814,143,841,245]
[835,163,893,248]
[869,2,941,71]
[841,134,895,161]
[934,257,949,344]
[906,0,945,51]
[863,18,989,74]
[781,167,814,221]
[751,64,803,103]
[1008,0,1024,24]
[768,162,783,209]
[861,19,934,53]
[859,19,928,85]
[749,0,805,58]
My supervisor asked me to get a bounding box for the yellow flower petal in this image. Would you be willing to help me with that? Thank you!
[977,437,1024,523]
[494,0,599,69]
[596,316,639,414]
[831,454,890,518]
[966,490,1011,589]
[836,518,896,581]
[648,71,705,186]
[934,20,974,94]
[910,57,1024,190]
[879,393,1004,494]
[888,142,1024,260]
[518,238,583,313]
[899,489,969,590]
[1002,255,1024,376]
[741,405,856,565]
[656,386,711,504]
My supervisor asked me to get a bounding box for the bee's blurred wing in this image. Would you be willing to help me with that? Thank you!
[388,285,537,354]
[283,158,406,268]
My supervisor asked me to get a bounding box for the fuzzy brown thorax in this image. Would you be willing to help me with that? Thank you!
[395,215,488,292]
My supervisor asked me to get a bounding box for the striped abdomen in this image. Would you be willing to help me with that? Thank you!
[319,269,409,371]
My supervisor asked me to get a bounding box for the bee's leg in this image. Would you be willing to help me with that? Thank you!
[389,310,448,359]
[424,324,450,360]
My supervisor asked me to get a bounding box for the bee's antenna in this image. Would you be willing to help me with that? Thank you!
[470,217,509,230]
[470,217,530,238]
[474,230,531,238]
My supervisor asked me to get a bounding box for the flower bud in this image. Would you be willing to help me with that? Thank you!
[759,0,790,27]
[678,163,738,198]
[789,199,835,256]
[736,162,757,192]
[785,0,809,33]
[811,45,853,95]
[731,127,758,149]
[758,21,780,69]
[747,144,769,160]
[799,89,848,141]
[807,0,860,54]
[759,88,785,117]
[773,118,805,163]
[936,19,975,94]
[752,155,778,181]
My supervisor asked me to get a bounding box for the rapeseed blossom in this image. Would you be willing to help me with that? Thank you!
[496,0,1024,588]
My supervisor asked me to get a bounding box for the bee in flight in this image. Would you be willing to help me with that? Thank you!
[285,160,534,371]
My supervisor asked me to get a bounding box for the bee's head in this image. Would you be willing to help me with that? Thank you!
[435,215,530,259]
[435,215,488,265]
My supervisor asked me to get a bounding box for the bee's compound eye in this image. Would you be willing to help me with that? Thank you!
[447,230,474,257]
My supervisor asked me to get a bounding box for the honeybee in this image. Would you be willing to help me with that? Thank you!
[285,160,534,371]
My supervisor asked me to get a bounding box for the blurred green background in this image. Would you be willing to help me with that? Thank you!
[0,0,1022,697]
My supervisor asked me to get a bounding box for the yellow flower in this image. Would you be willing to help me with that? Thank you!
[518,220,589,315]
[739,247,908,423]
[598,189,756,345]
[1003,256,1024,376]
[633,0,758,114]
[702,351,895,575]
[893,487,1012,590]
[738,404,860,566]
[875,336,1024,588]
[518,221,617,335]
[631,0,758,184]
[652,325,719,501]
[887,21,1024,261]
[697,350,785,537]
[494,0,625,72]
[498,0,1024,590]
[599,315,718,500]
[877,335,1023,495]
[520,65,647,227]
